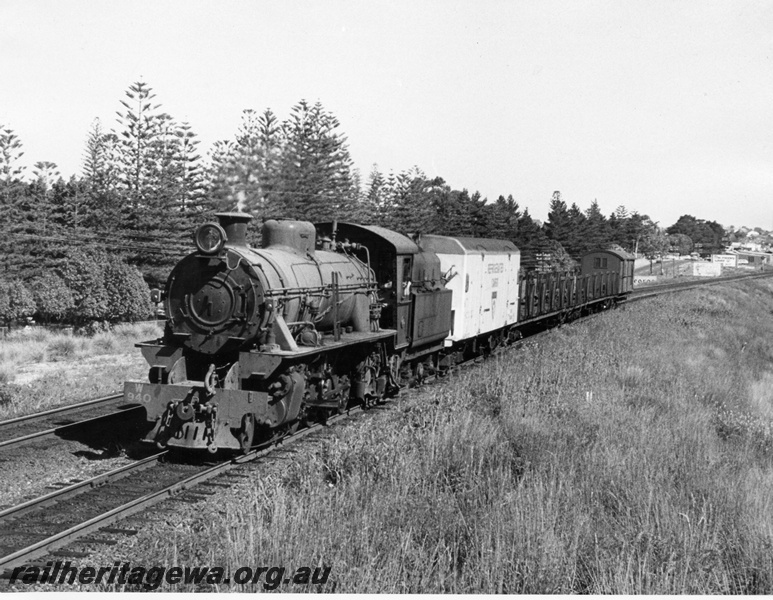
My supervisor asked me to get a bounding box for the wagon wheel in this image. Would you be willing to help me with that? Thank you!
[413,361,425,386]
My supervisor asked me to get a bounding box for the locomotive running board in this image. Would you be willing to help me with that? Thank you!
[239,329,397,381]
[251,329,396,358]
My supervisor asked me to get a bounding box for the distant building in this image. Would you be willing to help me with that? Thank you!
[717,249,773,268]
[712,254,738,267]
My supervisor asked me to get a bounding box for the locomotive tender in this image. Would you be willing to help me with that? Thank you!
[125,212,633,453]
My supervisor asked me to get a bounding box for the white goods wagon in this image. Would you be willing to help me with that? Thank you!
[419,235,520,345]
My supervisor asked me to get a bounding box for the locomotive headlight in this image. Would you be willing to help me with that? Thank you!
[194,223,227,254]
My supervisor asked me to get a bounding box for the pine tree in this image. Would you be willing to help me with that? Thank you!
[206,139,239,212]
[277,100,357,222]
[582,199,612,254]
[253,109,283,218]
[115,81,162,216]
[362,164,385,224]
[0,125,27,274]
[0,124,25,205]
[175,121,209,221]
[544,191,573,247]
[608,205,629,248]
[381,167,436,235]
[516,208,549,269]
[488,195,521,241]
[565,202,587,257]
[82,119,122,229]
[112,81,201,282]
[31,162,60,236]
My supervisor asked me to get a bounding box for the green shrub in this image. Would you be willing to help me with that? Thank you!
[92,332,119,353]
[0,365,13,385]
[47,336,77,360]
[29,272,75,322]
[61,249,111,323]
[0,279,36,327]
[62,249,152,325]
[104,260,152,321]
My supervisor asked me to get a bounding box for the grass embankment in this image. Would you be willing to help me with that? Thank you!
[135,280,773,593]
[0,322,161,420]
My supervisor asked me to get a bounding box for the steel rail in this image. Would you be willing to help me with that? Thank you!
[0,405,143,450]
[630,270,773,296]
[0,393,123,429]
[0,452,167,522]
[628,270,773,303]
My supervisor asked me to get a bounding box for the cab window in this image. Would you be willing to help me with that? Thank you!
[398,257,412,301]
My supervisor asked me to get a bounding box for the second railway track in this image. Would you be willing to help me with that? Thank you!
[0,394,143,452]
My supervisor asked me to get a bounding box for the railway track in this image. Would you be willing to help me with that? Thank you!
[2,269,770,578]
[0,394,142,452]
[628,269,773,302]
[0,408,359,574]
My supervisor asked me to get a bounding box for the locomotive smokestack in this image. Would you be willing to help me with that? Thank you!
[216,212,253,247]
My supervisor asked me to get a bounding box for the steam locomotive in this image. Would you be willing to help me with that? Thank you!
[125,212,634,453]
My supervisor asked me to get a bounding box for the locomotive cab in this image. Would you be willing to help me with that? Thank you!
[316,222,419,349]
[315,223,453,352]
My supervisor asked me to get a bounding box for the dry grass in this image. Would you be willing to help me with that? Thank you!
[115,279,773,593]
[0,322,162,419]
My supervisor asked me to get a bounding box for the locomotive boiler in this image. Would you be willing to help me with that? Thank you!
[127,213,393,452]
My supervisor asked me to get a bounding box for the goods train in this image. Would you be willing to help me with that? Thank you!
[125,212,634,453]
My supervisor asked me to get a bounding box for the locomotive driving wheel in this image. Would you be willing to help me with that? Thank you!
[361,367,378,407]
[388,353,404,390]
[268,420,299,443]
[337,374,351,413]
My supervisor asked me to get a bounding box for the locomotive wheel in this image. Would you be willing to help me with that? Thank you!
[337,393,347,414]
[239,414,255,454]
[268,421,298,443]
[388,354,404,391]
[336,375,351,414]
[360,368,379,408]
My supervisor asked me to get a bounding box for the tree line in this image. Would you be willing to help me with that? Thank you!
[0,81,726,328]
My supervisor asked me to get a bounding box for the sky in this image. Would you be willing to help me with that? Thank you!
[2,0,772,229]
